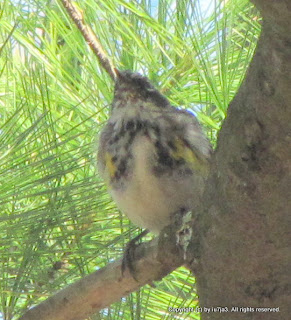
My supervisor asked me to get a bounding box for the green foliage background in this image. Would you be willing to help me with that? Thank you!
[0,0,260,319]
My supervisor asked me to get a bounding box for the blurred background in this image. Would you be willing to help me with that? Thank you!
[0,0,260,319]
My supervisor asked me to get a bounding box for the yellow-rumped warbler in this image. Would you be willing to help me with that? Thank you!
[97,70,212,235]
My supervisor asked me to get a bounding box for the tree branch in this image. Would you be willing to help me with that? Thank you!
[60,0,117,81]
[18,225,185,320]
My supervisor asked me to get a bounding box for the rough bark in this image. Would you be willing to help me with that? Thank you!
[191,1,291,319]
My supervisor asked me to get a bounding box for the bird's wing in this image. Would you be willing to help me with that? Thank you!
[166,108,212,169]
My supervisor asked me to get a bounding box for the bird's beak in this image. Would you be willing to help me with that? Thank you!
[114,68,122,79]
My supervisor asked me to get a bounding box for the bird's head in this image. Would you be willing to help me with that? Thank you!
[112,70,169,109]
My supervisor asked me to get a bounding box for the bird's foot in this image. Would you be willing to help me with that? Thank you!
[121,229,149,281]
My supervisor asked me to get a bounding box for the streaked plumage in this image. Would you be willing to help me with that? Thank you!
[98,71,212,234]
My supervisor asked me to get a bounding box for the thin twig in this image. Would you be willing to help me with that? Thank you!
[60,0,117,81]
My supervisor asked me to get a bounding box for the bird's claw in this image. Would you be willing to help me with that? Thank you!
[121,229,149,281]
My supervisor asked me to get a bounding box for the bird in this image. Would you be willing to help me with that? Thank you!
[97,70,212,272]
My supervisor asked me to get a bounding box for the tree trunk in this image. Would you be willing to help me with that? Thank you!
[191,1,291,319]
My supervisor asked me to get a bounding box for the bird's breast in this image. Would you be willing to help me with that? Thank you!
[109,134,172,234]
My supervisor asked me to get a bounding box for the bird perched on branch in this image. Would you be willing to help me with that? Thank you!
[97,70,211,258]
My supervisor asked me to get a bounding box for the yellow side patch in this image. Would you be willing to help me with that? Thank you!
[105,152,117,178]
[171,137,208,173]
